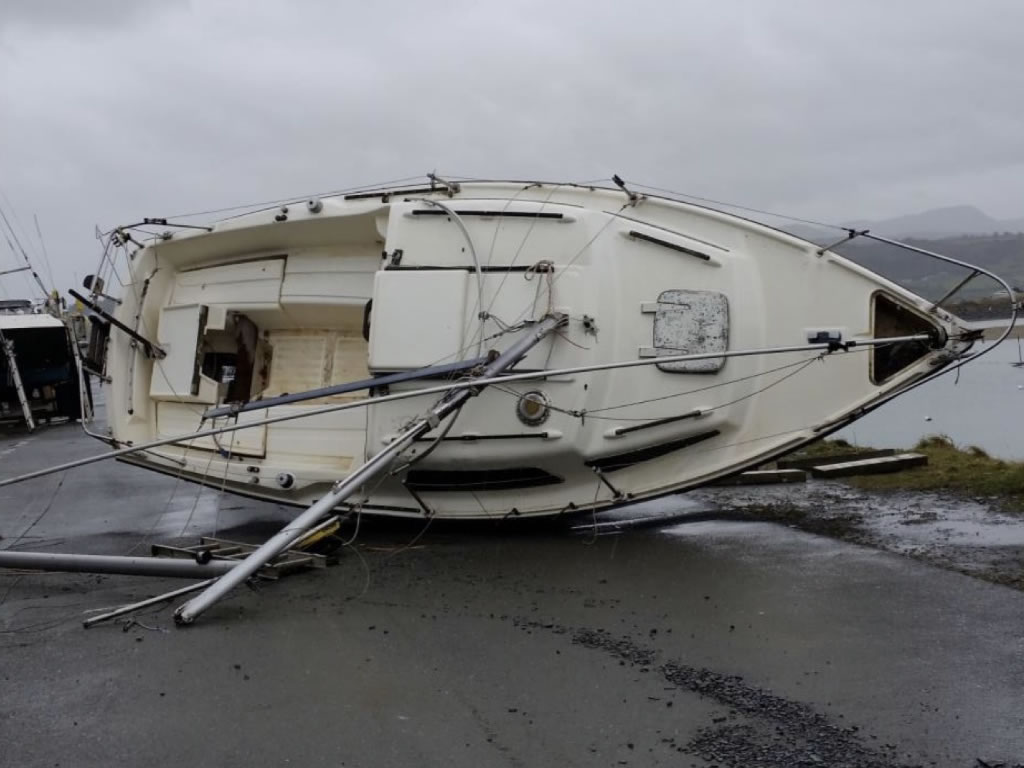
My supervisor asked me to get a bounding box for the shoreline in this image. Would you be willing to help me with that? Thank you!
[692,437,1024,591]
[980,323,1023,340]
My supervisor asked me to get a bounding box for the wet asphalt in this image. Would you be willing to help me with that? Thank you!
[1,417,1023,768]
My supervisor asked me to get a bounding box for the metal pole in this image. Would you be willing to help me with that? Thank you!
[0,551,237,578]
[68,289,166,359]
[863,232,1018,316]
[859,233,1019,376]
[202,355,488,419]
[0,333,35,431]
[68,319,94,424]
[83,579,215,629]
[174,313,568,625]
[0,331,934,490]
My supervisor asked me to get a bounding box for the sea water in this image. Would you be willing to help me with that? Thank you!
[836,334,1024,460]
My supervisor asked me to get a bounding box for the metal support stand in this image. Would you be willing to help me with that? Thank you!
[174,313,567,625]
[1,332,35,431]
[151,531,337,579]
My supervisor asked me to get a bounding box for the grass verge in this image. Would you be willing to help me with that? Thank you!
[788,436,1024,514]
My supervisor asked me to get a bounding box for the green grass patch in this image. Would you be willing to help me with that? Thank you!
[786,438,882,460]
[804,436,1024,514]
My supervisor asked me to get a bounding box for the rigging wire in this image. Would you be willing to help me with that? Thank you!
[0,205,50,300]
[414,198,485,357]
[211,427,238,539]
[489,202,630,335]
[125,435,203,555]
[490,352,835,420]
[31,214,58,295]
[478,182,567,322]
[0,333,937,490]
[127,174,429,226]
[116,242,210,421]
[490,352,824,424]
[382,512,436,560]
[480,181,534,270]
[621,180,848,234]
[581,476,606,546]
[388,405,464,477]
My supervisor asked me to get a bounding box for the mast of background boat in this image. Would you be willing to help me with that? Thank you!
[0,331,938,490]
[0,205,54,303]
[173,313,569,625]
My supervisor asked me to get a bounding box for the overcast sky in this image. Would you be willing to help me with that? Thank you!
[2,0,1022,294]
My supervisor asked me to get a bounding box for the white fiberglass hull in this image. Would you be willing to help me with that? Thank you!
[102,181,971,520]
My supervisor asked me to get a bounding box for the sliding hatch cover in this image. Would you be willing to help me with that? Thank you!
[640,290,729,373]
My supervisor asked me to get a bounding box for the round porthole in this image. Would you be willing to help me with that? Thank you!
[516,391,550,426]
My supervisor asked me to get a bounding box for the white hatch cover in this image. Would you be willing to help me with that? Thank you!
[640,290,729,373]
[368,270,468,371]
[150,304,208,398]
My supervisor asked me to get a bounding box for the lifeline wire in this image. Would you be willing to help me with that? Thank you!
[0,332,935,491]
[491,352,824,424]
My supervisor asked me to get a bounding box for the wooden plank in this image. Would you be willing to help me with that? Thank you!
[809,452,927,478]
[714,469,807,486]
[777,448,896,470]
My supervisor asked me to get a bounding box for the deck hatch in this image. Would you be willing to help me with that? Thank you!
[639,290,729,373]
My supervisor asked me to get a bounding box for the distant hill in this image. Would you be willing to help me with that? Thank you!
[766,205,1022,307]
[843,205,1024,239]
[831,233,1024,305]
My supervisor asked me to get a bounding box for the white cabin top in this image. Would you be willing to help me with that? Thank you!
[0,313,65,331]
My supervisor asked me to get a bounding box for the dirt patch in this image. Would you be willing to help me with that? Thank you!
[517,619,920,768]
[736,501,866,541]
[692,480,1024,593]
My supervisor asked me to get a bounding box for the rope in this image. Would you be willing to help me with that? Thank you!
[211,425,238,538]
[584,354,831,414]
[500,203,630,333]
[491,352,825,426]
[125,435,201,555]
[479,183,567,322]
[414,198,485,357]
[0,474,65,553]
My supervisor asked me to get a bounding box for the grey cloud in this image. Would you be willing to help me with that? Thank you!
[0,0,183,32]
[2,0,1023,293]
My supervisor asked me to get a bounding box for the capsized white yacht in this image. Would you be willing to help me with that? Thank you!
[85,178,988,521]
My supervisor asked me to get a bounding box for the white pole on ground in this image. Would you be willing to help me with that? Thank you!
[0,551,236,578]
